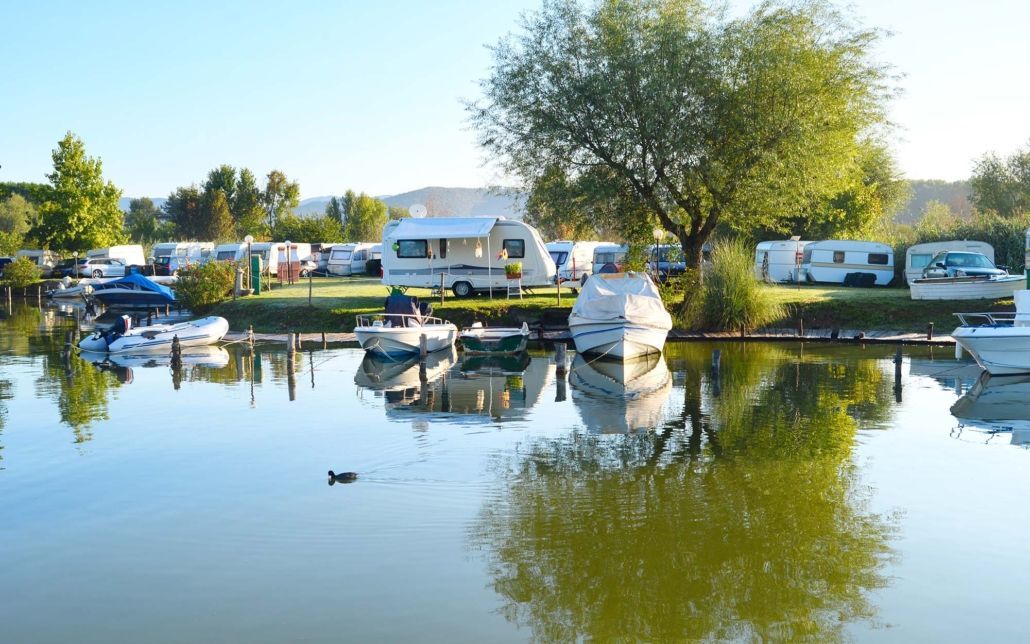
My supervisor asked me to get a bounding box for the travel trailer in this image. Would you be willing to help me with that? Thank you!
[86,244,146,267]
[593,244,629,273]
[381,217,555,296]
[310,243,340,274]
[799,240,894,286]
[249,242,313,277]
[327,242,382,276]
[905,240,995,284]
[754,239,812,283]
[213,242,247,262]
[15,249,60,277]
[546,241,606,286]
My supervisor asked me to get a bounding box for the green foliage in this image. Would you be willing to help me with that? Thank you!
[262,170,300,229]
[0,194,37,237]
[0,231,22,255]
[164,185,204,239]
[387,205,410,220]
[33,132,125,251]
[233,168,267,237]
[175,261,236,313]
[698,239,785,332]
[125,197,162,243]
[343,193,388,241]
[272,213,344,243]
[2,257,42,287]
[204,190,236,241]
[505,262,523,278]
[472,0,894,306]
[325,196,344,224]
[970,142,1030,217]
[0,181,50,205]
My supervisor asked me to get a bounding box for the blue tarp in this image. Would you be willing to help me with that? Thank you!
[94,273,176,304]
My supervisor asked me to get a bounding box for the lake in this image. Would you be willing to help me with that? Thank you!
[2,301,1029,642]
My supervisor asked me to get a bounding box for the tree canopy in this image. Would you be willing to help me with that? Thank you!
[33,132,125,252]
[471,0,895,283]
[970,141,1030,217]
[343,193,388,242]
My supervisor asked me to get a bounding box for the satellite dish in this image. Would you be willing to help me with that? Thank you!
[409,203,428,218]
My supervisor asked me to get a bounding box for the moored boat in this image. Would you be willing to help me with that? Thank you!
[459,322,530,354]
[78,315,229,353]
[354,292,457,357]
[90,274,177,308]
[910,274,1023,301]
[568,272,672,360]
[952,290,1030,375]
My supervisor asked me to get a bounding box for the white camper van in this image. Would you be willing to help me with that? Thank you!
[799,240,894,286]
[593,244,629,274]
[906,240,995,284]
[87,244,146,267]
[754,239,811,283]
[381,217,556,297]
[546,241,605,286]
[327,242,382,276]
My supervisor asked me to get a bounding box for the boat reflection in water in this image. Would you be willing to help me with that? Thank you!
[354,347,458,396]
[82,345,230,385]
[951,372,1030,446]
[569,353,673,433]
[355,349,552,422]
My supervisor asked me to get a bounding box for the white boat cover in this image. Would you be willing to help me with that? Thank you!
[569,272,673,329]
[386,217,497,240]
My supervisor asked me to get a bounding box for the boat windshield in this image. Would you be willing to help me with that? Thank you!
[947,253,994,268]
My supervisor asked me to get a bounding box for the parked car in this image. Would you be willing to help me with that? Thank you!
[60,257,128,278]
[152,255,192,276]
[921,251,1007,279]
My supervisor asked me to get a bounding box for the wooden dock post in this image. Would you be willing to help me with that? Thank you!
[419,333,428,359]
[927,322,934,340]
[798,318,804,337]
[247,326,255,352]
[171,335,182,369]
[556,276,561,306]
[554,343,567,376]
[321,331,327,350]
[287,333,296,358]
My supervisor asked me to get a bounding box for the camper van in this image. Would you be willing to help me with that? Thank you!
[754,239,811,283]
[381,217,555,297]
[905,240,995,284]
[15,250,60,277]
[546,241,606,286]
[87,245,146,267]
[327,242,382,276]
[799,240,894,286]
[593,244,629,274]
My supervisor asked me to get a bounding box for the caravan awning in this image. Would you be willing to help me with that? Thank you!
[386,217,498,240]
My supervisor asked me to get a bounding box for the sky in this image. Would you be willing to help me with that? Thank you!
[1,0,1028,200]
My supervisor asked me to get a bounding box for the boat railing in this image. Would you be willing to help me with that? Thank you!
[356,313,451,328]
[955,312,1017,327]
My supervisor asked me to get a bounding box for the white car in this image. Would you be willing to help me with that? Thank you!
[71,257,128,278]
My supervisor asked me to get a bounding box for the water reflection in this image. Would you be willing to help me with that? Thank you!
[569,354,672,433]
[951,373,1030,446]
[473,343,900,640]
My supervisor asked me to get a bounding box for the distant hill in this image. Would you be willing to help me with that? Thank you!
[895,180,972,224]
[295,186,526,219]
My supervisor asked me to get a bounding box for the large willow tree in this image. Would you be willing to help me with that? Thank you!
[471,0,894,284]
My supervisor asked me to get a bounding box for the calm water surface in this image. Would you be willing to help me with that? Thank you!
[2,302,1029,642]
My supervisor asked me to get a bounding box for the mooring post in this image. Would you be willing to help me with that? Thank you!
[287,333,296,358]
[927,322,934,340]
[555,343,567,377]
[164,304,170,317]
[798,317,804,337]
[247,326,255,351]
[556,276,561,306]
[37,285,42,305]
[171,335,182,369]
[419,333,428,359]
[321,331,327,350]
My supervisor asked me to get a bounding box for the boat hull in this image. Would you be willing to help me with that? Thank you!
[953,326,1030,375]
[459,327,529,354]
[910,275,1023,300]
[354,325,457,357]
[568,320,668,359]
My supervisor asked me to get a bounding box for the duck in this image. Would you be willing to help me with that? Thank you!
[328,470,359,484]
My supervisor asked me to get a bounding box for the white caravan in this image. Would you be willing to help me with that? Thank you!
[593,244,629,273]
[754,239,812,283]
[905,240,995,284]
[546,241,606,286]
[15,249,60,277]
[327,242,382,276]
[151,241,214,270]
[248,242,312,276]
[799,240,894,286]
[213,242,247,262]
[86,244,146,267]
[381,217,556,297]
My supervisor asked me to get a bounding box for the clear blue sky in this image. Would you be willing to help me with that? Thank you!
[2,0,1028,200]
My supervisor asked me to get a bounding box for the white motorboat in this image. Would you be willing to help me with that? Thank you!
[78,315,229,353]
[910,274,1023,301]
[354,293,457,357]
[952,290,1030,375]
[47,277,94,299]
[568,272,672,360]
[569,353,673,433]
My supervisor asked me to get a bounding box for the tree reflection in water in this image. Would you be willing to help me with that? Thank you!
[473,343,899,641]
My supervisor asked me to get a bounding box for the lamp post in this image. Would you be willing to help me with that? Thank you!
[244,234,254,293]
[284,240,292,285]
[652,228,664,278]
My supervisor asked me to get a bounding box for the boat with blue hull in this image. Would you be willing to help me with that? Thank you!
[89,274,176,308]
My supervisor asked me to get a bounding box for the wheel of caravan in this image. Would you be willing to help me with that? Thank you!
[92,269,103,278]
[452,281,473,298]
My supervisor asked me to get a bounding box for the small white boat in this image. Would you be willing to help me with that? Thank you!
[910,274,1023,300]
[354,293,457,357]
[78,315,229,353]
[568,272,672,360]
[952,290,1030,375]
[47,277,94,299]
[459,322,530,354]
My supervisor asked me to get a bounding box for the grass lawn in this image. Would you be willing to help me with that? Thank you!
[213,276,579,332]
[211,275,1020,334]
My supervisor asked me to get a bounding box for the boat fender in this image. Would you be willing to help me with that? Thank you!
[955,343,964,360]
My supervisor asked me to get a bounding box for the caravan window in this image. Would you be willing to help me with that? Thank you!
[502,239,525,258]
[397,240,428,258]
[910,253,932,269]
[550,251,568,266]
[331,249,352,260]
[833,251,845,264]
[868,253,889,265]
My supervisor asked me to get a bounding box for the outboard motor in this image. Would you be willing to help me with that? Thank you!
[113,315,132,335]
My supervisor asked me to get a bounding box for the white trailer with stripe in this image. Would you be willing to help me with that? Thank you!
[799,240,894,286]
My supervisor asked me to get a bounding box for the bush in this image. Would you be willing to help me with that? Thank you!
[175,261,236,313]
[699,239,784,332]
[3,256,42,287]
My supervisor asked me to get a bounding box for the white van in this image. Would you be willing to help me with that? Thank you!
[546,241,606,286]
[87,244,146,267]
[381,217,556,297]
[15,249,60,277]
[800,240,894,286]
[754,239,811,283]
[906,240,995,284]
[327,242,382,276]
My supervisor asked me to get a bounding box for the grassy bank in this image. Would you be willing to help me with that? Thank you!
[211,276,1018,334]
